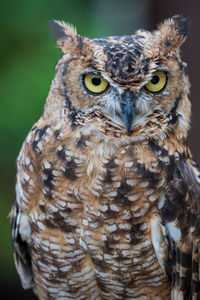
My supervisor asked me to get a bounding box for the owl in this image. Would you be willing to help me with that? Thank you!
[11,15,200,299]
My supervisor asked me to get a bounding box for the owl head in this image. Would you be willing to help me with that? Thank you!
[47,15,190,139]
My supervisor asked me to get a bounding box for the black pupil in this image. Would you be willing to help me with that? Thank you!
[151,75,159,85]
[92,76,101,86]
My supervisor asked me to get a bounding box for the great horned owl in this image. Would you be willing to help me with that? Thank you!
[11,15,200,299]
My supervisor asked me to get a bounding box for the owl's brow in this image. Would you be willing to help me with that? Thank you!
[155,67,170,73]
[83,63,105,74]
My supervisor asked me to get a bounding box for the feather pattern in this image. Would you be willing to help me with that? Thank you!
[11,15,200,299]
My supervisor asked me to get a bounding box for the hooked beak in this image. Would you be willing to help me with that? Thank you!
[120,90,136,133]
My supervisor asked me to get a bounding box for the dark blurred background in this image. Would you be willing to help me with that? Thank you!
[0,0,199,298]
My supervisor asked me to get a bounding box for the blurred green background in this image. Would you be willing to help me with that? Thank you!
[0,0,199,298]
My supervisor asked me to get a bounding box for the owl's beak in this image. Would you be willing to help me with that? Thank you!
[120,90,135,133]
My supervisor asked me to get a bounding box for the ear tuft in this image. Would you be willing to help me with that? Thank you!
[48,20,77,41]
[173,15,190,38]
[48,20,66,41]
[157,15,190,55]
[48,20,79,54]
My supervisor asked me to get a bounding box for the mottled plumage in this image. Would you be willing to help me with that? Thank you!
[11,15,200,299]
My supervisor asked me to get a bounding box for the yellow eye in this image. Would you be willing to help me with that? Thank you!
[84,73,108,94]
[145,71,167,93]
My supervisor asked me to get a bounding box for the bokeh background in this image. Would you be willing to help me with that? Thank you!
[1,0,199,298]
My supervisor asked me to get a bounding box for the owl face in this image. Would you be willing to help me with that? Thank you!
[49,16,190,134]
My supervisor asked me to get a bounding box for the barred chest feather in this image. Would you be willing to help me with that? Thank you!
[15,118,188,299]
[12,15,200,300]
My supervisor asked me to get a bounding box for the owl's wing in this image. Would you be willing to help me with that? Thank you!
[11,199,33,289]
[160,156,200,299]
